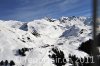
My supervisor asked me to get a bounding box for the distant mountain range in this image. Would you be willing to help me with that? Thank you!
[0,17,97,66]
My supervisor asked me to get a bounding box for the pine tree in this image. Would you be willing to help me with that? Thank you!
[0,60,4,65]
[5,60,8,65]
[18,49,21,55]
[10,60,15,66]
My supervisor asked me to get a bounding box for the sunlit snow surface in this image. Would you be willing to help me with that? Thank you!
[0,17,93,66]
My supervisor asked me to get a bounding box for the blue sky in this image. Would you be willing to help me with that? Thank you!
[0,0,93,22]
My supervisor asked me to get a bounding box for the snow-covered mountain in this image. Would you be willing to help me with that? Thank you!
[0,17,95,66]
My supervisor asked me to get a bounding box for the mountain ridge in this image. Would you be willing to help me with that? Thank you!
[0,16,93,66]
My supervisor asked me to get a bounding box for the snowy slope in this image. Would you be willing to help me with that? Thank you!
[0,17,93,66]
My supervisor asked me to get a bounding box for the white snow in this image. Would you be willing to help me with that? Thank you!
[0,17,92,66]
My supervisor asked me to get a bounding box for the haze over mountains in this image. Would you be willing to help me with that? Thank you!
[0,16,95,66]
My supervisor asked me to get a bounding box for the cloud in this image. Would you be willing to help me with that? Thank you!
[0,0,93,21]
